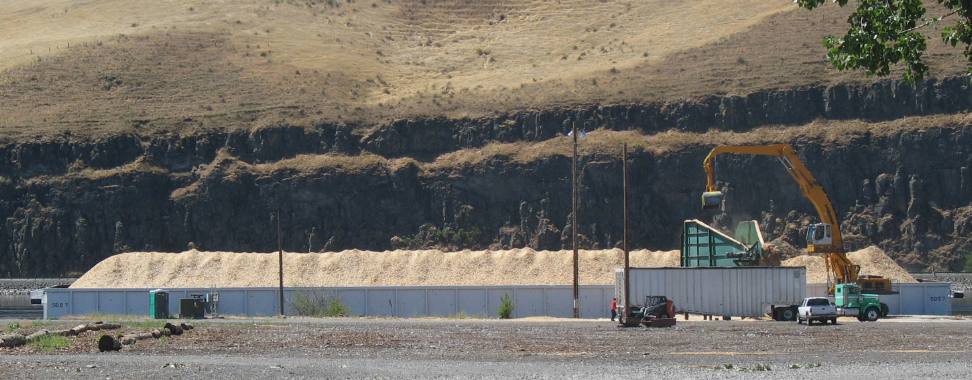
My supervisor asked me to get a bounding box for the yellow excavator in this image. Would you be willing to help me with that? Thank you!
[700,144,892,295]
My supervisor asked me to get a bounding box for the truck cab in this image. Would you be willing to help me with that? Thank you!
[797,297,837,325]
[835,283,882,322]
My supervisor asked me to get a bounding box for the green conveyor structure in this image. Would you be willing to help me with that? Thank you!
[680,219,767,267]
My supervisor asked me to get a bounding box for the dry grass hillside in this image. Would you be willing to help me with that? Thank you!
[1,0,965,139]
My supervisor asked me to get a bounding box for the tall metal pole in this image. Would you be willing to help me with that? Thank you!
[622,143,631,323]
[277,209,285,317]
[572,122,579,319]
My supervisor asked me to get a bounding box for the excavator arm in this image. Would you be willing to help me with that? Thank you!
[701,144,861,287]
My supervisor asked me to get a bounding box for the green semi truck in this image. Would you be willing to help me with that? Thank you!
[834,283,885,322]
[798,283,884,324]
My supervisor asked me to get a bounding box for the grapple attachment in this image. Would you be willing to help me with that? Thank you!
[701,191,724,209]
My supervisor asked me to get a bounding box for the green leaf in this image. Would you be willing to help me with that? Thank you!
[796,0,972,82]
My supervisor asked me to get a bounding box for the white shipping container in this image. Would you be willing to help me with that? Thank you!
[616,267,806,317]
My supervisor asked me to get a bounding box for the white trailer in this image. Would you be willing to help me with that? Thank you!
[616,267,807,319]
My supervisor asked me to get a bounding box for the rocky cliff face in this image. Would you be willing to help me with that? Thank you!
[1,77,971,276]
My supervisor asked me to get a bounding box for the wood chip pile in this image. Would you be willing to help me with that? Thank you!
[781,246,916,283]
[71,249,680,288]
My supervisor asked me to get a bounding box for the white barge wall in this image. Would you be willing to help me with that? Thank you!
[807,282,953,315]
[616,267,807,317]
[42,285,614,320]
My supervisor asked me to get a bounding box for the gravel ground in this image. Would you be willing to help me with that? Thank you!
[1,317,971,379]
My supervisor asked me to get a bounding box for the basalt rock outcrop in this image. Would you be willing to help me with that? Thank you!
[1,78,971,276]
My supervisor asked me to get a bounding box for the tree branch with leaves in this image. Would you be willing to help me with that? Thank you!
[797,0,972,82]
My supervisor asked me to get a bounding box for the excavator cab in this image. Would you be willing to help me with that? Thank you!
[806,223,833,247]
[701,191,724,209]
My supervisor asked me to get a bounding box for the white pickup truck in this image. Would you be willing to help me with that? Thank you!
[797,297,838,325]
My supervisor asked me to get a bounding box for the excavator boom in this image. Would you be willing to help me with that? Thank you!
[701,144,874,292]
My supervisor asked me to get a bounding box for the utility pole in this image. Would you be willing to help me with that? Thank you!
[622,143,631,324]
[276,209,285,317]
[572,121,580,319]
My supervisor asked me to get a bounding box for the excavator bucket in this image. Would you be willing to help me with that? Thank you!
[701,191,724,209]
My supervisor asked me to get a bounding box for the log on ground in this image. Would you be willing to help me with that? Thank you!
[163,323,183,336]
[25,330,50,342]
[58,323,122,337]
[120,332,156,345]
[67,324,88,336]
[89,323,122,331]
[0,334,27,348]
[98,335,121,352]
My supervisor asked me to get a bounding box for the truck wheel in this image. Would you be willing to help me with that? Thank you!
[797,316,803,324]
[780,308,796,321]
[865,307,879,322]
[830,317,837,325]
[880,303,889,318]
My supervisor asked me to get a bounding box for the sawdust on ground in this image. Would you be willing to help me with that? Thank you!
[782,246,916,284]
[70,249,679,288]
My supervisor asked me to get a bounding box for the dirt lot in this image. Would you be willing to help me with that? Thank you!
[1,317,970,378]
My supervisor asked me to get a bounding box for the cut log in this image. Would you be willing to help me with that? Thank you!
[88,323,121,332]
[25,330,50,342]
[54,323,122,337]
[163,323,183,336]
[68,324,88,336]
[120,332,156,345]
[0,334,27,348]
[180,322,193,331]
[96,321,192,352]
[98,335,122,352]
[134,332,155,340]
